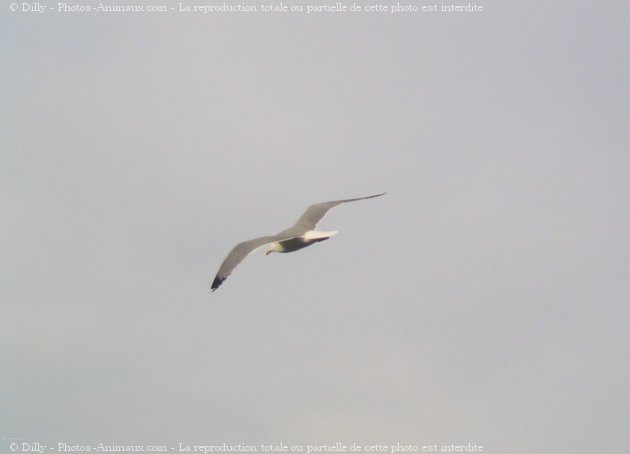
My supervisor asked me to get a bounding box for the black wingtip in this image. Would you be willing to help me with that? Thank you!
[211,275,225,292]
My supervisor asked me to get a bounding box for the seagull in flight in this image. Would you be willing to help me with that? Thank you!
[211,192,386,291]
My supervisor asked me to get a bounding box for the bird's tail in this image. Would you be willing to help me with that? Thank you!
[304,230,338,240]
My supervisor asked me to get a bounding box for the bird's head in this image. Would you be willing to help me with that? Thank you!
[266,242,283,256]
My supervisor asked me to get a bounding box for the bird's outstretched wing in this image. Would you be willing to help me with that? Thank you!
[292,192,386,231]
[211,235,279,291]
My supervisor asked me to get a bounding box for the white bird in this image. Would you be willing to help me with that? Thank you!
[211,192,386,291]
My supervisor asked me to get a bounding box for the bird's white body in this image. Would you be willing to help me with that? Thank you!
[266,230,338,254]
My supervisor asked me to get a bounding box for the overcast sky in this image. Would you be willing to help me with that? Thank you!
[2,1,629,453]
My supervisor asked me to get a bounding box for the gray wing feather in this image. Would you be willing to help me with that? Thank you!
[211,235,278,291]
[211,229,306,291]
[292,192,386,230]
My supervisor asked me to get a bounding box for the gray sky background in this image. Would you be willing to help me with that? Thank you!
[2,1,629,452]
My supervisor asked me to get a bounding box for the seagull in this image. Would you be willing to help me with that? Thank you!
[211,192,386,291]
